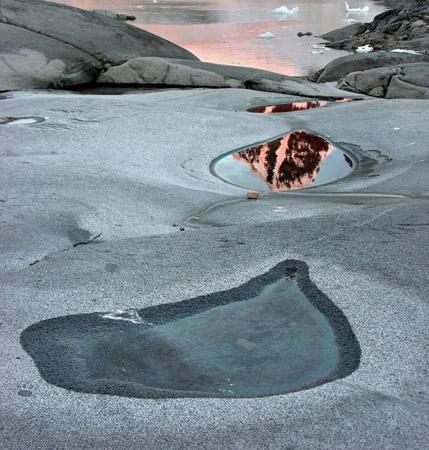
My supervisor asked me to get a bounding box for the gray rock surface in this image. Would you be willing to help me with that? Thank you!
[0,0,198,65]
[0,88,428,449]
[339,62,429,98]
[97,57,234,88]
[98,57,360,98]
[315,51,428,82]
[395,36,429,50]
[90,9,136,21]
[0,22,102,91]
[319,22,364,42]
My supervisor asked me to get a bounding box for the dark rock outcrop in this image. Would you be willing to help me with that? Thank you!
[338,62,429,98]
[323,4,429,52]
[314,51,429,82]
[320,23,364,42]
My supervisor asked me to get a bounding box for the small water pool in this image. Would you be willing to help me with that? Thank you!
[247,99,355,114]
[20,261,360,399]
[211,130,355,192]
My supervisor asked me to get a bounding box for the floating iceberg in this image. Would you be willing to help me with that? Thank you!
[313,44,329,50]
[272,6,299,17]
[259,31,275,39]
[356,44,373,53]
[345,2,369,14]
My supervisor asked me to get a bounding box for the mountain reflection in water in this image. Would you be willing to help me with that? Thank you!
[247,99,357,114]
[248,101,329,114]
[229,131,353,191]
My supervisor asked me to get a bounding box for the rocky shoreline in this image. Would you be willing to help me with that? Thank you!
[309,1,429,98]
[1,0,428,99]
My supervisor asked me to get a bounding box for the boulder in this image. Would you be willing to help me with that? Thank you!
[98,57,357,98]
[319,23,364,42]
[0,0,198,65]
[97,58,233,88]
[0,22,102,91]
[338,62,429,99]
[152,59,360,97]
[316,51,428,82]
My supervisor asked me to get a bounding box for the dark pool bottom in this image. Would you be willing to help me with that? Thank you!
[21,261,360,398]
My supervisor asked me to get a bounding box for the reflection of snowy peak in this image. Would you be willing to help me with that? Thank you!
[234,131,332,191]
[248,101,328,114]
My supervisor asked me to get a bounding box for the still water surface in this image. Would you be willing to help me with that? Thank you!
[212,130,354,191]
[60,0,386,75]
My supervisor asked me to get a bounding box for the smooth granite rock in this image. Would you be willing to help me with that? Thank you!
[316,51,429,82]
[98,57,358,98]
[0,0,198,65]
[0,22,102,91]
[338,62,429,99]
[97,57,233,88]
[0,89,428,449]
[319,23,364,42]
[162,59,358,98]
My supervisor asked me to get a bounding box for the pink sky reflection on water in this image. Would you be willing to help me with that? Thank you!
[59,0,386,76]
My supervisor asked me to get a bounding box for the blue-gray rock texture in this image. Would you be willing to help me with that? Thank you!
[0,88,428,449]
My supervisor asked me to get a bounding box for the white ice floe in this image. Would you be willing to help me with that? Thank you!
[1,117,46,125]
[312,50,325,54]
[272,6,299,17]
[259,31,275,39]
[356,44,373,53]
[345,2,370,14]
[101,308,153,325]
[391,48,422,55]
[313,44,329,50]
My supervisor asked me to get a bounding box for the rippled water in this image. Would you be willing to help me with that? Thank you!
[59,0,386,75]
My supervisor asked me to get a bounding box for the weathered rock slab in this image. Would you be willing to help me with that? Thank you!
[0,22,102,91]
[98,57,358,99]
[97,57,232,87]
[0,0,198,65]
[338,62,429,99]
[315,51,429,83]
